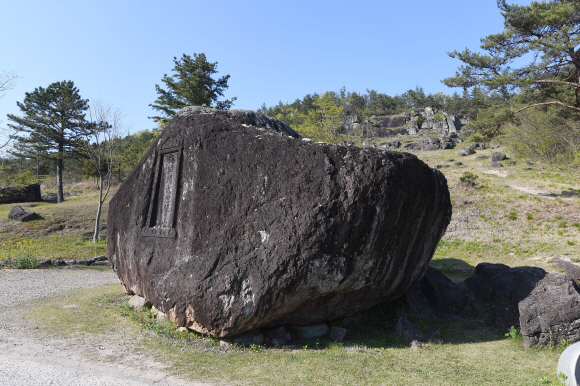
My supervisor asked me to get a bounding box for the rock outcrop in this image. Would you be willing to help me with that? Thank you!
[0,184,41,204]
[107,107,452,338]
[519,274,580,347]
[465,262,580,346]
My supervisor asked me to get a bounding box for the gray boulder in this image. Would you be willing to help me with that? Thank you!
[491,152,507,162]
[519,274,580,347]
[8,205,36,222]
[458,147,476,156]
[107,107,452,338]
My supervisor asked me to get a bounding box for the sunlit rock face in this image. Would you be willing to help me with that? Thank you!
[107,107,452,338]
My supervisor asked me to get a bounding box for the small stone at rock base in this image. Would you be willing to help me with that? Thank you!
[411,340,426,350]
[92,261,109,266]
[329,326,347,342]
[128,295,151,310]
[64,259,77,266]
[489,161,503,167]
[152,305,166,320]
[177,327,189,332]
[396,317,427,344]
[219,340,230,348]
[93,255,107,261]
[289,323,329,339]
[233,330,265,346]
[263,326,292,343]
[271,338,281,347]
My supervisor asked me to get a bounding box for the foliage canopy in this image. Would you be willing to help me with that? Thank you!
[150,53,236,125]
[443,0,580,137]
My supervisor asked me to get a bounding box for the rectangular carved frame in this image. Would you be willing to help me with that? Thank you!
[142,146,182,238]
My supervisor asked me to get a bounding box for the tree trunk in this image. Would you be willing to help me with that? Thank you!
[93,174,103,243]
[56,157,64,203]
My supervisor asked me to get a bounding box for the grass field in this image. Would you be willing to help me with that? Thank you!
[0,182,111,264]
[10,141,580,384]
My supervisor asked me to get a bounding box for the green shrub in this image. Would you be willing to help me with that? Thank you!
[460,172,479,184]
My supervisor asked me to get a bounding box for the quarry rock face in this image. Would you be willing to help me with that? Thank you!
[107,107,452,338]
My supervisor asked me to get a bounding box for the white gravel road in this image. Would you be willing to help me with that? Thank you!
[0,268,201,386]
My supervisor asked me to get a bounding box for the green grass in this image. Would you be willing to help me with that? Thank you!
[23,284,564,386]
[0,186,110,263]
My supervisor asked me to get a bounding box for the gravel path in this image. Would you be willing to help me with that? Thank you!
[0,268,202,386]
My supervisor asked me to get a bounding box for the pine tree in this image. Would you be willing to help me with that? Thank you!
[7,80,88,203]
[149,53,236,125]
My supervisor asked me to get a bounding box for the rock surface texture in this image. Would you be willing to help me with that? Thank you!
[107,107,452,338]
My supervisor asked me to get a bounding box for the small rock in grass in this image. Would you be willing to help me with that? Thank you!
[491,151,507,162]
[329,326,347,342]
[458,147,476,156]
[411,340,425,349]
[128,295,151,310]
[37,259,53,268]
[454,161,463,166]
[505,161,517,166]
[475,155,489,160]
[8,205,37,222]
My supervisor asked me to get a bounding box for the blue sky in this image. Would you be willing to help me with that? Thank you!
[0,0,531,134]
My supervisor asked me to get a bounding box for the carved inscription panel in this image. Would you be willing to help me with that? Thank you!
[143,147,181,238]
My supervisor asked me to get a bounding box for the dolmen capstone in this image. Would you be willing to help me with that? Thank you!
[107,107,452,338]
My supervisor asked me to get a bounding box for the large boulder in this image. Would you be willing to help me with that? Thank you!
[107,107,452,338]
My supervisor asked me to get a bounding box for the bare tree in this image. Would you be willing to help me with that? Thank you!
[0,71,22,150]
[79,100,124,243]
